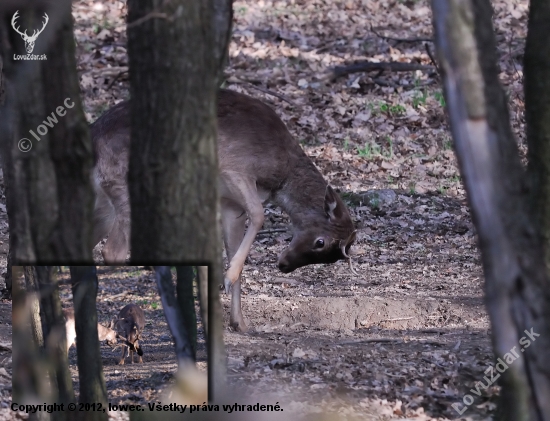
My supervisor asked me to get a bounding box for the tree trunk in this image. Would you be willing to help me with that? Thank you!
[525,0,550,271]
[126,0,227,399]
[176,266,197,360]
[155,266,194,363]
[431,1,550,419]
[197,266,208,338]
[12,267,50,408]
[212,0,233,86]
[0,53,10,299]
[23,266,43,348]
[36,266,75,416]
[0,1,93,265]
[69,266,107,421]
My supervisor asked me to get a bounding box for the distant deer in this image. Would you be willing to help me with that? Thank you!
[112,304,145,365]
[91,89,356,332]
[63,308,118,355]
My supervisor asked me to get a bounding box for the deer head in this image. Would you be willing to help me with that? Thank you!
[11,11,49,54]
[278,186,356,273]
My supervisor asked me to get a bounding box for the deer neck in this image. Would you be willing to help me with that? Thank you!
[275,155,328,229]
[97,323,112,340]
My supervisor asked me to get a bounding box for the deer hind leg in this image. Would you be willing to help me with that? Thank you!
[101,182,130,264]
[134,339,143,363]
[92,179,115,249]
[221,198,248,332]
[118,345,126,365]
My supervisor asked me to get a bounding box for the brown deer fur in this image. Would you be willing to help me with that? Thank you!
[63,308,118,355]
[91,89,356,332]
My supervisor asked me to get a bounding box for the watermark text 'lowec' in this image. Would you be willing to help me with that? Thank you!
[18,98,75,152]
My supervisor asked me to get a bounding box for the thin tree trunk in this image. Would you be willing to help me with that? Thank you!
[36,266,75,417]
[23,266,43,348]
[431,1,550,419]
[155,266,194,363]
[212,0,233,86]
[525,0,550,271]
[69,266,107,421]
[197,266,208,338]
[176,266,197,360]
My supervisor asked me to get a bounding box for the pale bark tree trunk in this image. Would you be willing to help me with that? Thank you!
[23,266,43,348]
[525,0,550,271]
[69,266,107,421]
[12,267,50,413]
[432,1,550,419]
[126,0,229,399]
[197,266,208,338]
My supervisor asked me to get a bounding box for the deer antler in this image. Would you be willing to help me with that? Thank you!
[29,13,49,41]
[11,11,48,41]
[11,11,27,38]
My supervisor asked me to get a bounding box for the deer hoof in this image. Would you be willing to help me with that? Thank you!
[118,360,125,365]
[223,277,233,294]
[230,317,249,333]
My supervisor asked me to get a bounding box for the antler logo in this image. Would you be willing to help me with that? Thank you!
[11,10,49,54]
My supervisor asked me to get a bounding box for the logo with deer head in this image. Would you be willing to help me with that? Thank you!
[11,10,49,54]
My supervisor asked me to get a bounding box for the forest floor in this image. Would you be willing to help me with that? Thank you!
[1,0,530,419]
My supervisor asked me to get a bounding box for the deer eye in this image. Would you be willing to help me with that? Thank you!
[314,238,325,249]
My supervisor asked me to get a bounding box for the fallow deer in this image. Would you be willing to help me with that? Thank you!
[112,304,145,365]
[91,89,356,332]
[63,308,118,355]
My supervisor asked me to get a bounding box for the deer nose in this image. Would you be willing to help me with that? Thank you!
[278,261,292,273]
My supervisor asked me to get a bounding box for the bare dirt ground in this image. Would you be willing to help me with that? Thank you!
[1,0,530,419]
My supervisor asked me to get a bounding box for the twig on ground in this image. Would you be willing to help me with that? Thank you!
[424,43,440,74]
[330,61,435,81]
[340,338,404,345]
[257,228,287,235]
[127,12,174,29]
[380,316,414,322]
[106,69,129,90]
[227,77,296,106]
[371,26,433,43]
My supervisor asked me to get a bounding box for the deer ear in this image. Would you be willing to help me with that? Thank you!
[324,185,343,221]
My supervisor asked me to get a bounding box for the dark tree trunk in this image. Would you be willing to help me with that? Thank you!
[525,0,550,271]
[176,266,197,360]
[0,1,93,265]
[212,0,233,85]
[126,0,220,264]
[36,266,75,415]
[155,266,194,363]
[432,1,550,419]
[127,0,228,399]
[0,54,10,299]
[69,266,107,420]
